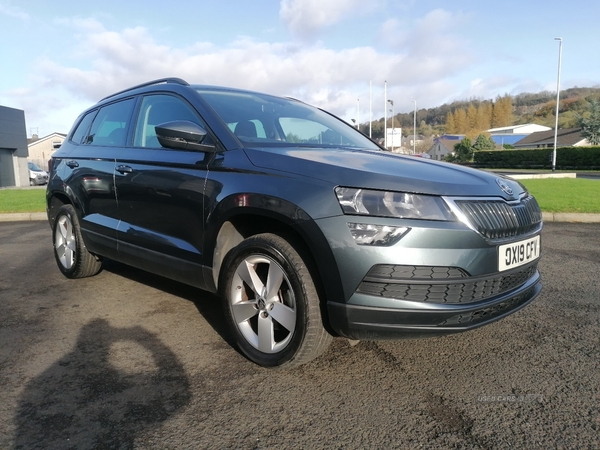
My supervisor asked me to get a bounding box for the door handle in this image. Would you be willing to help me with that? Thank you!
[116,165,133,174]
[66,160,79,169]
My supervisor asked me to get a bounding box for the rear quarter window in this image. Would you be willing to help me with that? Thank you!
[70,111,97,145]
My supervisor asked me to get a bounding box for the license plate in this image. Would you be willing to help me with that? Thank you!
[498,235,540,271]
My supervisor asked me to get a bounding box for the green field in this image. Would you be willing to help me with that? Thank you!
[519,178,600,213]
[0,189,46,213]
[1,178,599,214]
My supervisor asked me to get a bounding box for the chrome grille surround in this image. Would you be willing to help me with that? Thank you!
[445,194,543,241]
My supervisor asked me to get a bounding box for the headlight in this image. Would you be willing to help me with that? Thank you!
[335,187,454,221]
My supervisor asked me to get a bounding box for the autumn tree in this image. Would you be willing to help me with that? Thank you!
[466,104,478,133]
[492,95,513,127]
[445,111,456,133]
[476,102,492,131]
[454,109,468,134]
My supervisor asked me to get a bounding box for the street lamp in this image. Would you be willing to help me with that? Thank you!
[387,99,394,151]
[552,37,562,172]
[412,100,417,155]
[384,80,387,148]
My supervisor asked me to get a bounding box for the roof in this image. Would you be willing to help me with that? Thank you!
[487,124,551,134]
[513,128,588,147]
[27,132,67,146]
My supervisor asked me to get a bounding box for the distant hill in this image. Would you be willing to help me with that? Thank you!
[367,87,600,139]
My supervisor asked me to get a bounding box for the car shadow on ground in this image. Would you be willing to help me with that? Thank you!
[100,259,235,348]
[14,318,191,449]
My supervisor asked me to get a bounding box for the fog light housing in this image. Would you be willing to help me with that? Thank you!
[347,223,410,246]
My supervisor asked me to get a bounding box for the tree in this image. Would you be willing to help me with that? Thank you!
[492,95,513,127]
[454,109,467,134]
[476,102,492,131]
[445,111,456,133]
[453,137,474,162]
[466,104,478,132]
[472,134,496,151]
[577,100,600,145]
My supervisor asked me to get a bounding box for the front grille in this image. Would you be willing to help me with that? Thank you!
[357,263,538,304]
[454,195,542,240]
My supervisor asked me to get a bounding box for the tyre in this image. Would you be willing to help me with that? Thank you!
[220,233,332,368]
[52,204,103,279]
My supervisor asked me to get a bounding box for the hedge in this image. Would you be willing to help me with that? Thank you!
[471,147,600,170]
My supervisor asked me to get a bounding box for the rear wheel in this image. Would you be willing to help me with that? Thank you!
[220,233,332,368]
[52,204,103,279]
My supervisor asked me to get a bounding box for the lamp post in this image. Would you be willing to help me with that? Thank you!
[384,80,387,148]
[369,81,372,138]
[388,99,394,152]
[412,100,417,155]
[552,37,562,172]
[356,98,360,131]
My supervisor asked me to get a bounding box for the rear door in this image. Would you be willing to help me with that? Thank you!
[61,98,136,257]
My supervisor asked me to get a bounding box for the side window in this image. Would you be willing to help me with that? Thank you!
[70,110,97,145]
[133,94,203,148]
[87,98,136,147]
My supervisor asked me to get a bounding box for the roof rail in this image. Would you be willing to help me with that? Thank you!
[100,77,190,101]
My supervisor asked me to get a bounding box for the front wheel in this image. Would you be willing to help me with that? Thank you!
[52,204,103,279]
[220,233,332,368]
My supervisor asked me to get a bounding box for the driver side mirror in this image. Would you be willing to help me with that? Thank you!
[155,120,216,152]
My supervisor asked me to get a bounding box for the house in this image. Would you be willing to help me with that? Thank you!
[513,128,590,148]
[0,105,29,187]
[28,132,66,171]
[427,135,463,160]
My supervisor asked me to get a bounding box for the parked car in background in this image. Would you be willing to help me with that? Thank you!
[28,161,48,186]
[46,78,543,368]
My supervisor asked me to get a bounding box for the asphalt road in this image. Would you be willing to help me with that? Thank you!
[0,221,598,449]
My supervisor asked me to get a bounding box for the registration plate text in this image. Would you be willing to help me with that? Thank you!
[498,235,540,271]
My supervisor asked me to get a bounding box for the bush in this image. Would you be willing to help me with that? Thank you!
[472,146,600,170]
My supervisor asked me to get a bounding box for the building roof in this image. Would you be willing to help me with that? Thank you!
[487,124,551,134]
[513,128,588,147]
[27,132,67,146]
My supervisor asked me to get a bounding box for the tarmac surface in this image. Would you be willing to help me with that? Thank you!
[0,221,599,449]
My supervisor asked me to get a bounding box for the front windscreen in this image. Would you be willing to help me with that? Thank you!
[196,88,380,150]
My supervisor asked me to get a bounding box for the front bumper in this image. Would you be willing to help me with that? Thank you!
[31,175,48,185]
[327,269,542,340]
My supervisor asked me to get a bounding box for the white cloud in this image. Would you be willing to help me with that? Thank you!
[279,0,382,38]
[5,11,483,135]
[0,3,29,20]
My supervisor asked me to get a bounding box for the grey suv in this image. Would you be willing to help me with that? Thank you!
[47,78,542,367]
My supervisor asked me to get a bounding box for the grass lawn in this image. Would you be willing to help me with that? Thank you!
[519,178,600,214]
[1,178,599,214]
[0,188,46,213]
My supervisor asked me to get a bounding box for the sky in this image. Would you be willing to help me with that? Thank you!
[1,0,599,138]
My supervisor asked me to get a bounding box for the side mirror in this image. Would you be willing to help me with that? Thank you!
[155,120,216,152]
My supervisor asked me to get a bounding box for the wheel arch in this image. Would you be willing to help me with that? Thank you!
[207,196,344,317]
[47,192,72,226]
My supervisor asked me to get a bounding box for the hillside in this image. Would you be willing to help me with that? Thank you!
[365,86,600,139]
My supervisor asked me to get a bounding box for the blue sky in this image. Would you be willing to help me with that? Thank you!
[1,0,599,137]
